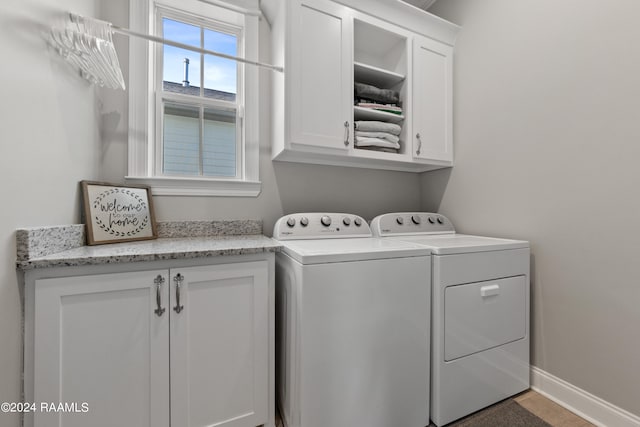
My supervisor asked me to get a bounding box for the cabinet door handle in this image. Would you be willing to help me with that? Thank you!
[480,284,500,297]
[416,133,422,156]
[173,273,184,313]
[344,121,350,146]
[154,275,165,317]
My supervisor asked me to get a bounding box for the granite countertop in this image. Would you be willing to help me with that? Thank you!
[16,220,282,270]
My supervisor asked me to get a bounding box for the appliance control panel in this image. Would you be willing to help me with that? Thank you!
[273,213,371,240]
[370,212,455,236]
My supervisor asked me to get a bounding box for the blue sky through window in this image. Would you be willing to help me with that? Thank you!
[163,18,238,94]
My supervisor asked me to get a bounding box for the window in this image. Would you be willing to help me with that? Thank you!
[128,0,260,196]
[160,15,239,178]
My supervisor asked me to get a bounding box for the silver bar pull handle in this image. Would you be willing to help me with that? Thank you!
[173,273,184,313]
[154,275,165,317]
[344,121,350,146]
[416,133,422,156]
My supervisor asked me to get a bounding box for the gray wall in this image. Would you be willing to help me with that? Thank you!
[0,2,420,426]
[0,1,102,425]
[425,0,640,416]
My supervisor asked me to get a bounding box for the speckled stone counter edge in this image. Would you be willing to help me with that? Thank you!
[156,220,262,238]
[16,220,264,262]
[17,235,282,270]
[16,225,85,262]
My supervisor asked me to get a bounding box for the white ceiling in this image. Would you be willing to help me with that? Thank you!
[400,0,438,10]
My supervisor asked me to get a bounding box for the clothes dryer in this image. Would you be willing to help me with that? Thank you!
[273,213,431,427]
[371,212,530,426]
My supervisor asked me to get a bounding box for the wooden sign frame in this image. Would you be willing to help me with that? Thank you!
[81,181,158,245]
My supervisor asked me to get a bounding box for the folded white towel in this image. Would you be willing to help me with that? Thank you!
[356,102,403,114]
[355,131,400,144]
[355,136,401,150]
[355,121,402,136]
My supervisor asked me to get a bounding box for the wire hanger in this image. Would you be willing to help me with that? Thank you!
[51,14,126,89]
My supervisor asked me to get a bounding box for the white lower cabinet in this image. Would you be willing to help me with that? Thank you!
[26,258,272,427]
[33,269,170,427]
[170,263,269,427]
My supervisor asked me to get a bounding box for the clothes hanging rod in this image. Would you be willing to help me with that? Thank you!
[69,13,283,73]
[111,25,283,73]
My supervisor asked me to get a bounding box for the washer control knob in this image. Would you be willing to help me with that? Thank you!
[354,217,363,227]
[342,217,351,226]
[321,215,332,227]
[437,217,444,224]
[286,217,296,227]
[411,215,421,225]
[300,217,309,227]
[428,216,435,224]
[396,217,404,225]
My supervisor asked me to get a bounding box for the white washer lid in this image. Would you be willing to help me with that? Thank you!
[279,237,431,264]
[391,234,529,255]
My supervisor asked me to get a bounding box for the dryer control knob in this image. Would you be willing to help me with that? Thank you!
[396,217,404,225]
[286,217,296,227]
[354,217,363,226]
[321,216,332,227]
[437,217,444,224]
[300,217,309,227]
[342,217,351,226]
[411,215,421,225]
[428,217,435,224]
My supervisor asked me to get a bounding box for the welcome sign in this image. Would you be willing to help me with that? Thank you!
[81,181,157,245]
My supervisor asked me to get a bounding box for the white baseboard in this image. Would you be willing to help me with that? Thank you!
[530,366,640,427]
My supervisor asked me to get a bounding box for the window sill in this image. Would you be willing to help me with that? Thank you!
[125,176,262,197]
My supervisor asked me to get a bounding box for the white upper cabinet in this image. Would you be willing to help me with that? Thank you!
[289,0,353,152]
[263,0,459,172]
[412,35,454,163]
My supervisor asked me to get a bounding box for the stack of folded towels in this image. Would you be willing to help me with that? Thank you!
[353,82,403,153]
[354,121,402,153]
[354,82,403,116]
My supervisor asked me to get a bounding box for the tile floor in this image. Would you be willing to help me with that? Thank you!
[514,390,595,427]
[275,390,595,427]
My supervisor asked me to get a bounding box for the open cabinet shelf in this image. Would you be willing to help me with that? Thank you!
[352,18,408,158]
[354,61,405,88]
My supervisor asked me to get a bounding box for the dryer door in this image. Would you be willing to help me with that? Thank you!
[444,275,526,361]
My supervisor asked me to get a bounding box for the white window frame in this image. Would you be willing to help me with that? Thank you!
[127,0,261,197]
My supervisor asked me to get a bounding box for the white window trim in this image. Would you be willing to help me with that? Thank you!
[127,0,261,197]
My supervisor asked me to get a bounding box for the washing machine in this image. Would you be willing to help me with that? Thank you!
[273,213,432,427]
[370,212,530,426]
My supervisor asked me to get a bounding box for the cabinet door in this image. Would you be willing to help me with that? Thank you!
[412,35,454,162]
[34,271,170,427]
[289,0,353,152]
[170,262,269,427]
